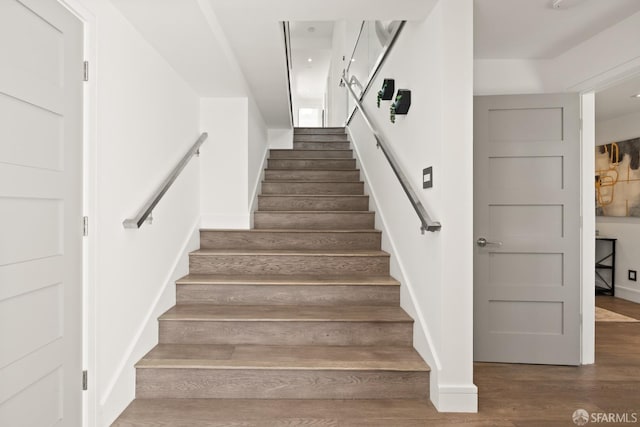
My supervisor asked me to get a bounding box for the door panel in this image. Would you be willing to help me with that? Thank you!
[474,94,580,365]
[0,0,83,425]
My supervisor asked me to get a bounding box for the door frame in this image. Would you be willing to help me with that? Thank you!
[57,1,97,425]
[576,63,640,365]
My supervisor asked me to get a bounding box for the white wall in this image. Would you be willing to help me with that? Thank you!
[67,0,202,425]
[347,0,476,412]
[596,110,640,303]
[247,96,269,213]
[200,97,249,228]
[326,20,348,126]
[200,96,269,229]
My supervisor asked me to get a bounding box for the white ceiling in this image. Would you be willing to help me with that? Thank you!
[474,0,640,59]
[110,0,248,97]
[110,0,437,128]
[596,75,640,122]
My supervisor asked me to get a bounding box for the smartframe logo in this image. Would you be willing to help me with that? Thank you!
[572,409,639,425]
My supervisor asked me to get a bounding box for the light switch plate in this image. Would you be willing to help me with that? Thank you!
[423,167,433,189]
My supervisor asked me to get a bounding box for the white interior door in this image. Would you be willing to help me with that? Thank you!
[0,0,83,425]
[474,93,581,365]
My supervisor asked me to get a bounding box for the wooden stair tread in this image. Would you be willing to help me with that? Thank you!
[258,194,368,198]
[113,398,436,426]
[176,273,399,286]
[137,344,430,371]
[263,181,363,185]
[159,304,413,322]
[268,158,353,161]
[271,149,352,152]
[198,228,380,233]
[266,168,360,171]
[191,249,389,257]
[254,210,373,213]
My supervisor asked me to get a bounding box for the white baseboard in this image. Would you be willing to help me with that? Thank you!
[616,285,640,304]
[201,213,250,229]
[100,220,200,426]
[430,384,479,413]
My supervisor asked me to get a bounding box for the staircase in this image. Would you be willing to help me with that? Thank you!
[113,127,432,426]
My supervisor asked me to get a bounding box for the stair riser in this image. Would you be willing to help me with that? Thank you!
[268,159,356,170]
[270,150,353,159]
[258,196,369,211]
[136,369,428,399]
[189,254,389,275]
[265,170,360,182]
[262,182,364,195]
[293,141,350,150]
[176,284,399,306]
[200,230,381,250]
[159,321,412,346]
[294,135,349,142]
[254,212,375,230]
[295,128,346,135]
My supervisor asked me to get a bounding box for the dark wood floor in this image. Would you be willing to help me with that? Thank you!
[431,296,640,427]
[113,297,640,426]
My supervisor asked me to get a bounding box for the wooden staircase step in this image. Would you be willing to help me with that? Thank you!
[295,127,346,134]
[135,344,428,399]
[199,229,381,250]
[137,344,429,371]
[293,134,349,142]
[270,149,353,159]
[188,249,389,275]
[258,195,369,211]
[262,181,364,195]
[254,211,375,230]
[159,304,409,322]
[268,158,356,170]
[176,274,400,286]
[113,399,437,426]
[176,273,399,306]
[294,141,350,150]
[158,304,413,346]
[265,169,360,182]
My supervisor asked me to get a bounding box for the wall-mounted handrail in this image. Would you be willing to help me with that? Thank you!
[282,21,294,126]
[123,132,208,229]
[341,72,441,233]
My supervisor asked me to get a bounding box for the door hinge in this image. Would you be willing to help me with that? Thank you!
[82,370,88,391]
[83,61,89,82]
[83,216,89,237]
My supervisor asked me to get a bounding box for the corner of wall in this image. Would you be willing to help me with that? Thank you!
[268,128,294,149]
[100,219,200,426]
[248,146,269,227]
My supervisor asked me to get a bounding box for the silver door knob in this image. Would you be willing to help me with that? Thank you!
[476,237,503,247]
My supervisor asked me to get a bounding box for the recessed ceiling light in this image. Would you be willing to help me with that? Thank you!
[632,93,640,99]
[308,26,316,33]
[552,0,563,8]
[307,58,313,63]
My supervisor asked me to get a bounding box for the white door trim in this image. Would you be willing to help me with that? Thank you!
[576,63,640,366]
[56,1,97,425]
